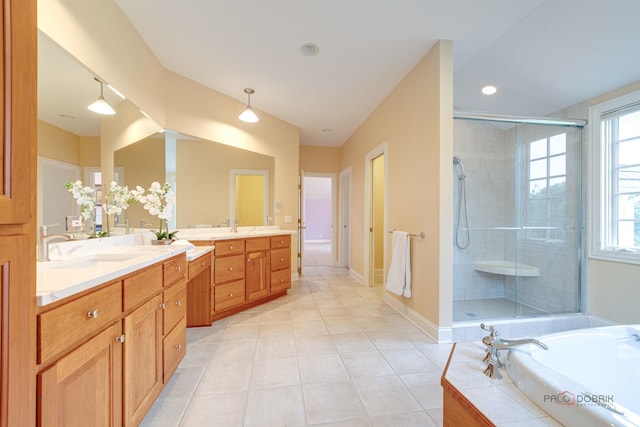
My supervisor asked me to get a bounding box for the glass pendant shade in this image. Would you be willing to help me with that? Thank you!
[88,78,116,115]
[239,88,259,123]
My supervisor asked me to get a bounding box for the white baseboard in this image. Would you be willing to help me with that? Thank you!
[349,269,365,286]
[383,293,453,343]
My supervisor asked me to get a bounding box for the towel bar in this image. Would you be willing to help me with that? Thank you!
[388,230,425,240]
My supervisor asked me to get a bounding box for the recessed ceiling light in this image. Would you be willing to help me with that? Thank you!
[482,85,497,95]
[58,113,75,119]
[300,43,320,57]
[321,128,333,133]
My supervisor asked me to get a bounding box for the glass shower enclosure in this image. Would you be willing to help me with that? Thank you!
[452,113,584,322]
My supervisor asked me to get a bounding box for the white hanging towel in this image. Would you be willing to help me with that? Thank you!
[385,231,412,298]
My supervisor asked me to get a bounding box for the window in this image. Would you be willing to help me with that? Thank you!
[525,133,567,242]
[590,89,640,263]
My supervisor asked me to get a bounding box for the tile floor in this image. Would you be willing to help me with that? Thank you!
[142,266,453,426]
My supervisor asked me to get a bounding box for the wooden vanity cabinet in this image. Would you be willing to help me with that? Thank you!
[36,253,188,427]
[270,235,292,293]
[245,237,271,301]
[212,234,292,320]
[186,252,213,327]
[38,322,124,427]
[123,294,163,426]
[161,256,187,382]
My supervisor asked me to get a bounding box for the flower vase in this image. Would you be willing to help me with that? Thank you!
[151,239,173,245]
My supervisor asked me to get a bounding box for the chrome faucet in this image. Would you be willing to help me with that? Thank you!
[230,219,239,233]
[38,224,74,262]
[115,219,130,234]
[480,323,548,379]
[140,220,153,228]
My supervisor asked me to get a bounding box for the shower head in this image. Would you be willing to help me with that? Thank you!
[453,156,466,179]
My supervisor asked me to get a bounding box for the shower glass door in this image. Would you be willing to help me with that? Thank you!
[452,116,583,322]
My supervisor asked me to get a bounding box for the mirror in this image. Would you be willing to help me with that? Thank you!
[114,133,275,229]
[37,30,275,232]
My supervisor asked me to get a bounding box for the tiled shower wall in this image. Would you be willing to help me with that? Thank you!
[453,111,584,316]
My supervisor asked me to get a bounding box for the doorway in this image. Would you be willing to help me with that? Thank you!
[364,143,387,287]
[299,172,337,270]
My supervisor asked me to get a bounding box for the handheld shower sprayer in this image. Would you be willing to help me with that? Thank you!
[453,155,470,249]
[453,156,466,180]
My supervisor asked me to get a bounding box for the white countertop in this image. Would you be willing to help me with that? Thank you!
[36,227,291,307]
[176,226,296,241]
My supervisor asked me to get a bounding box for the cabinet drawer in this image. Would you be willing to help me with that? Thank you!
[271,268,291,293]
[38,281,122,363]
[214,280,245,312]
[246,237,270,252]
[124,264,163,311]
[164,255,187,287]
[271,248,291,271]
[188,252,211,280]
[163,281,186,335]
[163,317,186,383]
[271,235,290,249]
[214,254,245,283]
[214,239,245,257]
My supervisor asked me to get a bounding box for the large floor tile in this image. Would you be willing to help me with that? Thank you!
[303,381,366,425]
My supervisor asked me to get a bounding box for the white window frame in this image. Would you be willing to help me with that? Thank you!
[524,133,567,243]
[589,88,640,264]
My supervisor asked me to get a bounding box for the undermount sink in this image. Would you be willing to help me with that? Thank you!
[40,253,142,269]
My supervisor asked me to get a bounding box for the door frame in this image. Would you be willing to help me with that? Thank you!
[339,166,352,268]
[363,142,388,287]
[301,172,338,266]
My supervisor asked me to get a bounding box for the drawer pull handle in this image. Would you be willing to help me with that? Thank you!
[201,261,205,266]
[280,279,284,283]
[280,257,284,262]
[229,245,234,250]
[280,240,284,244]
[176,344,182,350]
[247,258,251,262]
[87,309,100,319]
[228,293,233,297]
[229,267,233,271]
[160,303,166,309]
[176,300,182,306]
[115,335,126,344]
[175,265,181,272]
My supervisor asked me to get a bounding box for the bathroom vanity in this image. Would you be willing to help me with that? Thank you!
[36,246,191,426]
[33,228,294,425]
[187,232,293,322]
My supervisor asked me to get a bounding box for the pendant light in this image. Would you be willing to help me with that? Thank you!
[88,77,116,115]
[238,88,259,123]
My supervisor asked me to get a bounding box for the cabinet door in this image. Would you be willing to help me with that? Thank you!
[246,250,270,301]
[0,0,35,225]
[38,322,123,427]
[123,295,163,427]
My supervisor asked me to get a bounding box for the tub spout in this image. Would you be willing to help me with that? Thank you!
[480,323,547,379]
[493,338,548,351]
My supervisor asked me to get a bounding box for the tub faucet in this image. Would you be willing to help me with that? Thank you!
[38,224,75,262]
[480,323,548,380]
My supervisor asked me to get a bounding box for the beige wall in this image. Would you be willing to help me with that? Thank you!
[176,138,274,228]
[340,40,453,333]
[299,145,341,173]
[589,260,640,323]
[38,120,80,164]
[39,0,300,268]
[78,136,101,166]
[114,135,165,228]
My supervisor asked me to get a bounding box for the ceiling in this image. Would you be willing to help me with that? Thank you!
[39,0,640,146]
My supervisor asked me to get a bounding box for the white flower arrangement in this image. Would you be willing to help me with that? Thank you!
[137,181,178,241]
[65,181,97,222]
[66,180,142,237]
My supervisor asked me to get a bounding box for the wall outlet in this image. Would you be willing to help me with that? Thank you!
[284,215,292,223]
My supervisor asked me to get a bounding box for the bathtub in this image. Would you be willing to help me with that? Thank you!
[506,325,640,427]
